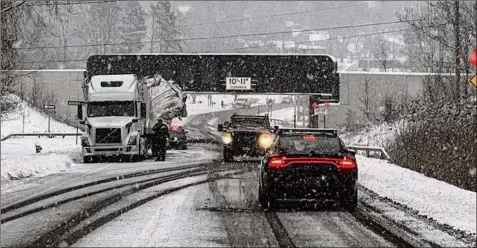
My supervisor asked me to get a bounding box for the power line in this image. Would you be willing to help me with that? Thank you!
[15,28,410,65]
[25,1,117,7]
[173,19,407,42]
[215,28,413,53]
[217,22,451,52]
[16,22,450,65]
[14,19,410,51]
[1,1,26,13]
[177,3,367,28]
[17,58,87,64]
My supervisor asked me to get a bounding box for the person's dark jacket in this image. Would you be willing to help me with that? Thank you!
[152,123,170,144]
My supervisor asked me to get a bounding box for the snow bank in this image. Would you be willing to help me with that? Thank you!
[358,155,476,234]
[1,95,80,186]
[1,95,76,138]
[1,136,80,185]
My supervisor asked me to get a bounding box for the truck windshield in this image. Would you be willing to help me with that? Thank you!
[88,101,135,117]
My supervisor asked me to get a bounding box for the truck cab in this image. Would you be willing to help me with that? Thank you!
[79,74,148,162]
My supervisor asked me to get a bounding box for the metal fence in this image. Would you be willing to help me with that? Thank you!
[1,133,81,141]
[347,145,391,160]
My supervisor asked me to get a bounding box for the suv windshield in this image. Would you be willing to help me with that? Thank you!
[88,101,135,117]
[230,118,267,128]
[278,134,342,155]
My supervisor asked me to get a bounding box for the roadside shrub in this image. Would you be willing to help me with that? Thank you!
[389,100,477,192]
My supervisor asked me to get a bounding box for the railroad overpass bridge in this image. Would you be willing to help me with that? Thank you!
[10,70,470,129]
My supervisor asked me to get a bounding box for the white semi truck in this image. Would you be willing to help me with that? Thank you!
[77,74,186,163]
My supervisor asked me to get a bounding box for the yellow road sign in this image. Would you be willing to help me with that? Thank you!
[470,74,477,88]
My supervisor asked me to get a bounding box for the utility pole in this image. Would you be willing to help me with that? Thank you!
[21,80,25,134]
[150,14,155,53]
[75,74,80,145]
[48,109,51,133]
[281,33,285,54]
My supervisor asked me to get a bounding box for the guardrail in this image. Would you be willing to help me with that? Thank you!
[347,145,391,160]
[1,133,81,141]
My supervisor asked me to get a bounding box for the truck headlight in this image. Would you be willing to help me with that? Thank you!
[81,137,90,147]
[222,132,233,145]
[128,135,137,145]
[258,133,274,149]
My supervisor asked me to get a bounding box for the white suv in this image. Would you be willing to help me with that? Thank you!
[232,98,251,109]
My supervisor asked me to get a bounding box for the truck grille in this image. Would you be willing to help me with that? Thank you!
[234,132,257,146]
[95,128,121,144]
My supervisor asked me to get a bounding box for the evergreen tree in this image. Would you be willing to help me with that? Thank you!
[116,1,147,53]
[150,1,182,52]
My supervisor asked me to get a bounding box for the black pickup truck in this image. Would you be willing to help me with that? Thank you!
[218,114,278,162]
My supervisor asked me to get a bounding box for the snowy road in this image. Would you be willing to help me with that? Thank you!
[72,169,392,247]
[0,104,394,248]
[1,104,474,247]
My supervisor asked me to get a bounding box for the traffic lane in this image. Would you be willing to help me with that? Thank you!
[73,183,231,247]
[212,167,391,247]
[277,211,392,247]
[206,168,281,247]
[0,144,220,208]
[72,163,393,247]
[72,167,277,247]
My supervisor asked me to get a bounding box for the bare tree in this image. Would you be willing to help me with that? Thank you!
[349,36,364,60]
[397,1,476,102]
[357,76,377,124]
[372,38,391,72]
[1,1,21,97]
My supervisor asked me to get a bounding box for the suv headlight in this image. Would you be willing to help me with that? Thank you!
[258,133,274,149]
[222,132,233,145]
[128,135,137,145]
[81,137,90,147]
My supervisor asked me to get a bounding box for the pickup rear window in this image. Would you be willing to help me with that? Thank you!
[278,134,342,155]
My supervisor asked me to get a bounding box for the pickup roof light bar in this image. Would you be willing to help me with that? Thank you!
[277,128,338,136]
[231,113,268,119]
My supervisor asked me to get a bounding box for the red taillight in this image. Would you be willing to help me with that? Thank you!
[337,157,357,171]
[267,156,357,171]
[171,125,180,132]
[268,156,286,169]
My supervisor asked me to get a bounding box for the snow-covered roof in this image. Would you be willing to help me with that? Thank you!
[89,74,139,101]
[309,32,330,41]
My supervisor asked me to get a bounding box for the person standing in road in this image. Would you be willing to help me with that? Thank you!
[221,100,225,109]
[152,117,170,161]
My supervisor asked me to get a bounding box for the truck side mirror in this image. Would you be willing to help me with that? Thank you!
[131,119,139,123]
[218,124,224,132]
[273,126,279,132]
[77,105,83,120]
[79,120,86,125]
[141,103,146,118]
